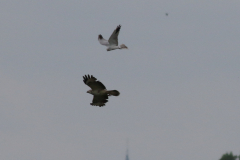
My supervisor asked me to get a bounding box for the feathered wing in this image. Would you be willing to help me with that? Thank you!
[108,25,121,46]
[98,35,109,46]
[91,95,109,107]
[83,75,106,90]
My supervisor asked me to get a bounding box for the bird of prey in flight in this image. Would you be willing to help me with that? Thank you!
[98,25,128,51]
[83,75,120,107]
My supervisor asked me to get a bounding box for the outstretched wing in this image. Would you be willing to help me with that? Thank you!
[98,34,109,46]
[108,25,121,46]
[91,95,109,107]
[83,75,106,90]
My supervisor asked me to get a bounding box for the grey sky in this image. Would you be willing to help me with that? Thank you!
[1,1,240,160]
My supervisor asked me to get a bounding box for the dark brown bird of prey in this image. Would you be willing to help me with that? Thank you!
[98,25,128,51]
[83,75,120,107]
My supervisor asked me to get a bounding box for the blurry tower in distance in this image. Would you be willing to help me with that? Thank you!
[125,148,129,160]
[125,139,129,160]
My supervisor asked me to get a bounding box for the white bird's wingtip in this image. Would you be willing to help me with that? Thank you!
[98,34,103,40]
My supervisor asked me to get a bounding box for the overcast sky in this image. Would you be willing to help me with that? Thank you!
[1,1,240,160]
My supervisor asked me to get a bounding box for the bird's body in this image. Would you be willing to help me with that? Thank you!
[87,89,107,96]
[98,25,128,51]
[107,45,121,51]
[83,75,120,107]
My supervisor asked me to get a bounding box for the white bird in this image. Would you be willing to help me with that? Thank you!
[98,25,128,51]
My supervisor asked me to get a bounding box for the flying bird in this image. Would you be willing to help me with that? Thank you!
[83,75,120,107]
[98,25,128,51]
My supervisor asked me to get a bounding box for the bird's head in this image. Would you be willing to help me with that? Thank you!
[87,90,92,94]
[120,44,128,49]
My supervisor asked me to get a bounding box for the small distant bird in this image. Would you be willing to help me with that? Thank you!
[83,75,120,107]
[98,25,128,51]
[165,13,168,16]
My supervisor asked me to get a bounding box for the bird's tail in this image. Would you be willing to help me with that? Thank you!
[120,44,128,49]
[106,90,120,96]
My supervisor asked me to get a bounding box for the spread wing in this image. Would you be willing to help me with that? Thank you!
[98,34,109,46]
[83,75,106,90]
[108,25,121,46]
[91,95,109,107]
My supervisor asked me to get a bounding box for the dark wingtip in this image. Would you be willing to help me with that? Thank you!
[83,74,97,84]
[98,34,103,39]
[90,103,106,107]
[83,74,90,84]
[115,25,121,34]
[83,75,87,84]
